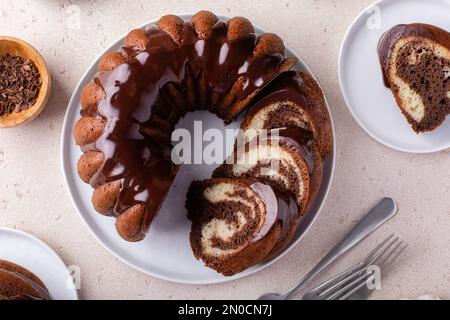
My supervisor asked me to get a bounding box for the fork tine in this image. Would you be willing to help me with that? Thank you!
[319,236,403,300]
[327,271,373,300]
[309,264,361,296]
[334,241,407,300]
[317,235,397,297]
[318,266,366,297]
[310,234,396,297]
[378,243,408,269]
[360,233,395,265]
[337,274,376,300]
[378,240,403,265]
[365,236,400,266]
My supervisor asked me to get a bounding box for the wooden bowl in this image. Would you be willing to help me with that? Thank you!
[0,36,52,128]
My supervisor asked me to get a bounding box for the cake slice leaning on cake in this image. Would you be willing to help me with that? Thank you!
[378,23,450,132]
[240,71,333,160]
[239,70,332,200]
[186,178,298,276]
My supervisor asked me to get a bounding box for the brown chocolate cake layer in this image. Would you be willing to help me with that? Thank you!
[378,23,450,132]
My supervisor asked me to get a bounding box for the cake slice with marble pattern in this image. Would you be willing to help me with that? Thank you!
[378,23,450,132]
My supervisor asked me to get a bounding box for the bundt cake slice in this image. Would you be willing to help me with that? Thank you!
[186,178,298,276]
[213,127,311,215]
[241,71,333,159]
[378,23,450,132]
[0,260,50,300]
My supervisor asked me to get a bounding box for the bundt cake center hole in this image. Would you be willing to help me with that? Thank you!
[171,110,241,165]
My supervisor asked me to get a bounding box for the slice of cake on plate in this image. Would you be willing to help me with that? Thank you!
[378,23,450,132]
[0,260,50,300]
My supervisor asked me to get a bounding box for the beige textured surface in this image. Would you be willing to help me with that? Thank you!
[0,0,449,300]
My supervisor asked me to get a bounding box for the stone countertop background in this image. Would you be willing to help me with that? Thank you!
[0,0,449,300]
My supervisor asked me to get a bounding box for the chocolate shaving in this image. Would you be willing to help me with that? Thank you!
[0,53,41,116]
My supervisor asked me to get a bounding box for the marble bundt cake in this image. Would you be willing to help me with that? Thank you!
[73,11,296,242]
[186,178,298,276]
[73,10,333,275]
[0,260,50,300]
[187,72,332,275]
[378,23,450,132]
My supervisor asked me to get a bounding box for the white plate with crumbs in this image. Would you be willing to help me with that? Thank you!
[0,228,78,300]
[339,0,450,153]
[61,14,335,284]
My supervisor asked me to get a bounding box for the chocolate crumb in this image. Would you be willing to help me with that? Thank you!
[0,53,41,116]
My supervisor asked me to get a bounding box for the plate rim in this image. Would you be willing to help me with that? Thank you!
[60,13,336,285]
[0,227,79,300]
[338,0,450,154]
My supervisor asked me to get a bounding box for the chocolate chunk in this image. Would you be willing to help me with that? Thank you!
[0,53,41,116]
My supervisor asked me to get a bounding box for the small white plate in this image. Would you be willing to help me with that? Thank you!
[339,0,450,153]
[61,15,335,284]
[0,228,78,300]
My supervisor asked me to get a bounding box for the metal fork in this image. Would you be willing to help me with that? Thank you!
[303,234,407,300]
[258,198,397,300]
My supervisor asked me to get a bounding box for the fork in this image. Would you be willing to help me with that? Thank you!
[303,234,407,300]
[259,198,397,300]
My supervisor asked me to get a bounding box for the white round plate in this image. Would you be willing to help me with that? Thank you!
[0,228,78,300]
[61,14,335,284]
[339,0,450,153]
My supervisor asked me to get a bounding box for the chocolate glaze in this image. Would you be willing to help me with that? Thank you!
[250,182,298,244]
[378,25,406,87]
[246,70,308,111]
[251,182,298,242]
[0,269,50,300]
[377,23,450,87]
[250,183,275,234]
[206,181,297,250]
[270,126,314,175]
[84,20,285,234]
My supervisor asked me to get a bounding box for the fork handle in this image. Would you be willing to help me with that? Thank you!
[284,197,397,298]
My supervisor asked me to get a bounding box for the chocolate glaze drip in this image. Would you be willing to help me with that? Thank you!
[245,70,308,112]
[85,20,285,233]
[270,126,314,175]
[250,182,278,241]
[377,23,450,87]
[1,269,51,300]
[207,182,297,250]
[378,24,408,87]
[251,182,298,242]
